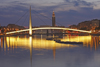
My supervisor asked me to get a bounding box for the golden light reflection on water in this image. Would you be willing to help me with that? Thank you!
[0,35,100,50]
[1,36,77,50]
[61,35,91,45]
[0,35,100,67]
[61,35,100,50]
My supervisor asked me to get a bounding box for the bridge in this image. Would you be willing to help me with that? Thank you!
[6,6,92,35]
[6,27,91,34]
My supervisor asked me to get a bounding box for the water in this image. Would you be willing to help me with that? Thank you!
[0,35,100,67]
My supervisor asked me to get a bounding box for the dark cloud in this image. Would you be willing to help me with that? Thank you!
[65,0,92,6]
[0,0,100,27]
[65,0,70,2]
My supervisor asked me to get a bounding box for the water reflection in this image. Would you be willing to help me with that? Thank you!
[0,35,78,67]
[91,36,99,50]
[61,35,100,50]
[0,39,1,51]
[1,36,76,50]
[0,35,100,51]
[29,36,32,67]
[0,35,100,67]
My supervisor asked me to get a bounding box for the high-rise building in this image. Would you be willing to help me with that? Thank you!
[52,11,55,26]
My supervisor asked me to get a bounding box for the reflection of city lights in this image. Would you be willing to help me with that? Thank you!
[1,35,99,50]
[61,36,91,45]
[61,35,100,50]
[0,39,1,47]
[5,36,77,50]
[29,36,32,47]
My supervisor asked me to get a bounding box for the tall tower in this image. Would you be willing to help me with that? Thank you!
[29,6,32,36]
[52,11,55,27]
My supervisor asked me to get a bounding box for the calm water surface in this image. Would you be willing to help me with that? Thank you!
[0,35,100,67]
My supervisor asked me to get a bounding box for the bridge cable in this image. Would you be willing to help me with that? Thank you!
[14,10,29,25]
[33,12,47,25]
[21,13,29,26]
[33,10,52,20]
[33,10,63,26]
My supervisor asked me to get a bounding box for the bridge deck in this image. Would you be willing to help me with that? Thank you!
[6,27,91,34]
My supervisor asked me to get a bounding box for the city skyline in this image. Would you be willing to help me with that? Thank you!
[0,0,100,27]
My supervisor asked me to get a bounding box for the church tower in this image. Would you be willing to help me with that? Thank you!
[52,11,55,26]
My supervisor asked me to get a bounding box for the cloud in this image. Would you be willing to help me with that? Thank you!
[39,13,48,16]
[0,15,15,18]
[0,0,100,12]
[0,0,100,26]
[0,0,65,7]
[53,0,93,12]
[81,0,100,10]
[83,0,99,2]
[54,4,79,12]
[92,1,100,10]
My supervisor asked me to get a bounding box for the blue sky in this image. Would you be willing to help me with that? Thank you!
[0,0,100,27]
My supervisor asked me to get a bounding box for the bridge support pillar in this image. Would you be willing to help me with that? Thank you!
[47,30,49,36]
[41,30,42,35]
[63,30,65,39]
[29,6,32,36]
[52,29,54,38]
[41,34,42,39]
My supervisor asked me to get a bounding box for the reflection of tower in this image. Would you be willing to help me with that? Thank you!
[29,36,33,67]
[91,36,99,50]
[1,38,3,48]
[53,46,56,60]
[4,37,6,52]
[0,39,1,50]
[52,11,55,27]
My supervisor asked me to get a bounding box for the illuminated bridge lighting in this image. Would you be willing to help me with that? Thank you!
[6,27,92,34]
[6,29,29,34]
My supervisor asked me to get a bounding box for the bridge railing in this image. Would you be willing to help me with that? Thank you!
[6,27,92,35]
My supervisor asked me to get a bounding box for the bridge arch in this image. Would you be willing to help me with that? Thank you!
[6,27,91,34]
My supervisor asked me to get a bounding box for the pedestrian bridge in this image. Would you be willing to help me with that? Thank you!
[5,7,92,35]
[6,27,92,34]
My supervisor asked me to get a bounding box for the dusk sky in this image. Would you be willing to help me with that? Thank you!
[0,0,100,27]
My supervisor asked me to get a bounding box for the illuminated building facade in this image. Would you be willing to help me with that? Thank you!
[52,11,55,27]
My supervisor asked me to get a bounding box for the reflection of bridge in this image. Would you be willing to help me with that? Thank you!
[6,6,91,35]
